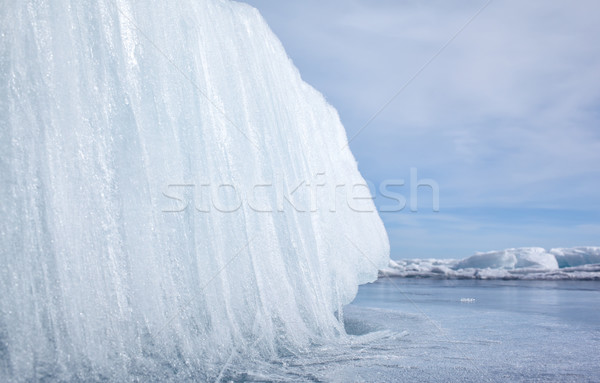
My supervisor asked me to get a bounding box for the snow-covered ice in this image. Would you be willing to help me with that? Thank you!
[382,247,600,280]
[0,0,389,380]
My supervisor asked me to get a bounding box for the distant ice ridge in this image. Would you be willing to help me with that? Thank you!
[0,0,389,381]
[382,247,600,280]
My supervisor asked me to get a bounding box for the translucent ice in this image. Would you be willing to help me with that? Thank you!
[0,0,389,380]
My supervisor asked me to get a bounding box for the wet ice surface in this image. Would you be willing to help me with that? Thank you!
[338,279,600,382]
[242,279,600,382]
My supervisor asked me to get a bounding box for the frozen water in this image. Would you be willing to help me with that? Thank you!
[383,247,600,280]
[456,247,558,270]
[0,0,388,380]
[203,278,600,382]
[341,278,600,382]
[551,247,600,267]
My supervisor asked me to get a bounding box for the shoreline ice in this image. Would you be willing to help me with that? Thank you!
[381,247,600,280]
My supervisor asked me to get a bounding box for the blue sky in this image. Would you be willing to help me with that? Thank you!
[240,0,600,259]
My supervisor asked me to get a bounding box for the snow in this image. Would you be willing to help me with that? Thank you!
[382,247,600,280]
[0,0,389,380]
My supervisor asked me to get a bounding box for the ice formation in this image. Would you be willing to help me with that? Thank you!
[550,247,600,268]
[455,247,559,270]
[0,0,389,380]
[382,247,600,280]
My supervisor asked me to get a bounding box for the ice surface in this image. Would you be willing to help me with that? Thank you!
[382,247,600,280]
[550,247,600,267]
[0,0,389,380]
[456,247,559,270]
[341,279,600,382]
[213,279,598,382]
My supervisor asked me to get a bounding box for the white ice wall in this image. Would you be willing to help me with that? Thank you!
[0,0,389,380]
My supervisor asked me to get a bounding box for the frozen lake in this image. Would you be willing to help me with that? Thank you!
[225,278,600,382]
[336,278,600,382]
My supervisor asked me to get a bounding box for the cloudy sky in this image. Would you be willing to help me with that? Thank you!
[241,0,600,259]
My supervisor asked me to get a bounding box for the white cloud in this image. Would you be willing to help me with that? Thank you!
[242,0,600,255]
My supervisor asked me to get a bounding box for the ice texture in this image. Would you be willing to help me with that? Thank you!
[455,247,558,270]
[550,247,600,268]
[0,0,389,380]
[382,247,600,280]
